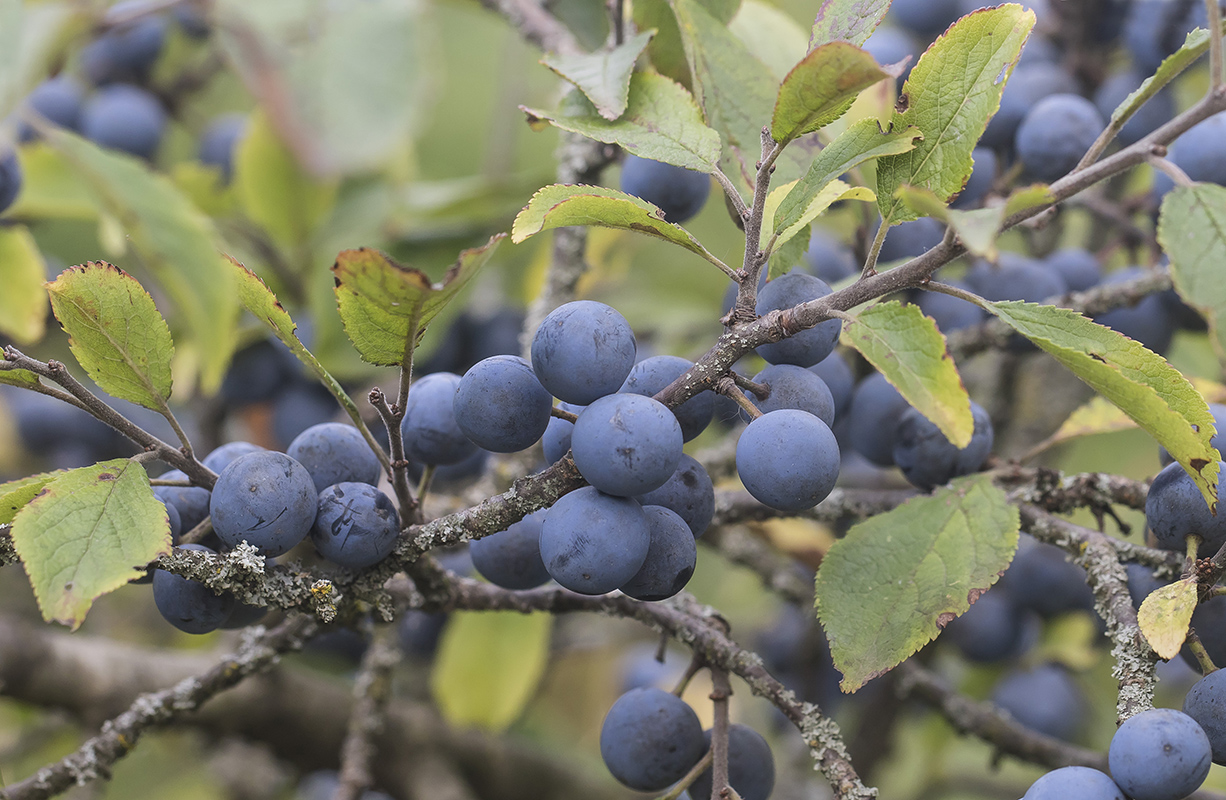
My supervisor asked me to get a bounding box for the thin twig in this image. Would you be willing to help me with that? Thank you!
[709,668,733,800]
[1210,0,1224,89]
[550,406,579,423]
[1148,153,1195,187]
[713,168,750,221]
[370,387,418,521]
[714,377,761,420]
[333,627,401,800]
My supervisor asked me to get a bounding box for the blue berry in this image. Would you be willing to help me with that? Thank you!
[619,155,710,224]
[943,587,1032,663]
[690,724,776,800]
[531,300,637,405]
[991,663,1084,741]
[861,26,920,87]
[202,441,265,475]
[80,84,167,160]
[1095,267,1175,354]
[402,372,478,466]
[152,543,235,634]
[1002,535,1095,617]
[1023,767,1125,800]
[571,393,683,497]
[1126,563,1167,608]
[210,451,318,557]
[916,280,987,333]
[804,229,858,284]
[1015,94,1104,183]
[982,62,1078,150]
[736,409,840,512]
[1184,668,1226,764]
[405,448,490,489]
[542,402,582,464]
[154,469,211,532]
[1109,708,1212,800]
[1185,595,1226,671]
[311,482,399,569]
[19,76,84,140]
[889,0,962,36]
[599,687,706,791]
[750,364,836,426]
[219,597,268,629]
[951,147,997,209]
[272,381,338,449]
[755,272,841,368]
[1145,461,1226,558]
[635,454,715,538]
[619,506,697,601]
[0,150,22,215]
[620,355,713,442]
[810,352,855,420]
[892,401,993,489]
[539,487,650,595]
[966,254,1067,303]
[877,217,945,264]
[221,339,300,407]
[398,610,447,658]
[470,511,550,590]
[288,423,382,493]
[846,373,910,466]
[1155,112,1226,199]
[1044,248,1101,292]
[454,355,554,453]
[198,113,246,181]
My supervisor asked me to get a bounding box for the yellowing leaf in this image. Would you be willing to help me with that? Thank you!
[763,179,874,273]
[1137,578,1198,660]
[771,42,891,144]
[0,471,63,525]
[0,225,48,344]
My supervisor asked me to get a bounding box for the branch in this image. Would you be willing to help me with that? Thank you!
[334,628,401,800]
[475,0,582,55]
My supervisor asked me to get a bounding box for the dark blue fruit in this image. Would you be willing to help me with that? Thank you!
[619,506,697,601]
[542,402,583,464]
[202,441,265,475]
[916,280,987,333]
[154,470,211,532]
[454,355,555,453]
[991,663,1084,741]
[1094,267,1174,354]
[1044,248,1101,292]
[210,451,318,557]
[892,401,993,489]
[804,229,858,284]
[755,272,842,368]
[736,409,840,512]
[571,393,683,497]
[847,373,910,466]
[1145,460,1226,557]
[19,76,84,140]
[153,543,235,634]
[398,610,447,658]
[80,84,167,160]
[80,14,168,85]
[889,0,962,36]
[1094,69,1175,147]
[877,217,945,264]
[531,300,637,405]
[220,338,300,407]
[750,363,835,426]
[1185,595,1226,671]
[1002,534,1095,617]
[288,423,382,493]
[690,724,776,800]
[1015,94,1104,183]
[619,155,710,224]
[943,588,1033,663]
[405,447,490,489]
[198,113,246,181]
[620,355,713,442]
[982,62,1079,150]
[965,253,1067,303]
[401,372,478,466]
[1155,112,1226,199]
[311,482,399,569]
[861,26,920,87]
[951,147,997,209]
[599,687,706,791]
[1109,708,1212,800]
[636,453,715,538]
[810,352,855,419]
[0,151,22,214]
[1125,563,1166,608]
[470,511,550,590]
[1183,668,1226,764]
[271,381,338,449]
[539,487,650,594]
[1023,767,1125,800]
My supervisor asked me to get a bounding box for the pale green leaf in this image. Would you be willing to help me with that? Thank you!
[1026,396,1139,457]
[541,31,655,120]
[1158,183,1226,362]
[11,459,172,629]
[1003,183,1055,216]
[988,301,1220,506]
[522,72,721,172]
[775,118,922,235]
[809,0,892,48]
[8,145,97,220]
[634,0,692,87]
[815,474,1020,692]
[876,6,1035,225]
[334,236,504,366]
[431,611,552,731]
[0,369,40,389]
[1111,24,1226,136]
[1137,578,1198,660]
[234,111,339,249]
[216,0,429,175]
[771,42,891,144]
[46,263,175,412]
[763,179,874,275]
[895,184,1005,259]
[511,184,727,269]
[729,0,809,81]
[0,0,76,120]
[42,129,239,394]
[0,225,47,344]
[840,300,973,447]
[0,470,63,525]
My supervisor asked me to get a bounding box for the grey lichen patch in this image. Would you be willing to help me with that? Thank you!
[1111,631,1158,722]
[800,708,879,799]
[228,541,266,572]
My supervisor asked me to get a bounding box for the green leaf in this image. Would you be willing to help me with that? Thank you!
[541,31,655,120]
[0,369,40,389]
[1026,396,1139,457]
[771,42,891,144]
[876,6,1035,225]
[0,471,63,525]
[215,0,428,175]
[522,72,721,172]
[634,0,693,87]
[987,301,1221,506]
[11,459,172,629]
[511,184,728,269]
[671,0,782,187]
[809,0,892,48]
[1002,183,1054,216]
[8,144,98,220]
[46,263,175,413]
[763,179,874,274]
[42,129,239,394]
[0,225,48,345]
[0,0,76,120]
[767,222,813,280]
[775,118,922,236]
[234,111,339,249]
[815,474,1020,692]
[840,300,973,447]
[430,611,552,731]
[895,184,1006,259]
[334,235,504,367]
[1110,24,1226,138]
[1137,578,1198,660]
[728,0,809,81]
[1158,184,1226,362]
